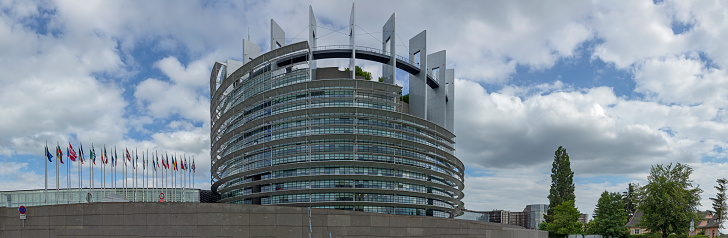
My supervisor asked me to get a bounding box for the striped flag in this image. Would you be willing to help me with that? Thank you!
[192,159,195,173]
[57,145,64,164]
[79,144,84,164]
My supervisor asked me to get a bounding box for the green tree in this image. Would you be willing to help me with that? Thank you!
[622,182,638,219]
[638,163,702,238]
[400,94,409,103]
[540,200,583,238]
[344,66,372,80]
[710,178,727,223]
[590,191,629,238]
[547,146,575,223]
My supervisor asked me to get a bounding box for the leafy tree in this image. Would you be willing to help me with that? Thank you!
[547,146,575,223]
[400,94,409,103]
[344,66,372,80]
[710,178,727,223]
[638,163,702,238]
[540,200,583,238]
[590,191,629,238]
[623,182,639,220]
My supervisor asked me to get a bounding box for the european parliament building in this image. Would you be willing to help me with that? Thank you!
[210,5,463,218]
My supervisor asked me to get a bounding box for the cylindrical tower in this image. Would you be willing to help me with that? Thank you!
[210,6,463,218]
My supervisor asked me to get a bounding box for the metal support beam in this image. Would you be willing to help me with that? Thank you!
[382,13,396,84]
[409,30,427,120]
[349,3,356,79]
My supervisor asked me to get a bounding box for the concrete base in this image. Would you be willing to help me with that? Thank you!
[0,203,547,237]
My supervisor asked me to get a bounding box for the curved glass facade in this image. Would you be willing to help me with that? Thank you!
[211,29,463,218]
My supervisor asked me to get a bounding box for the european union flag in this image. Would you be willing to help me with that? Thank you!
[45,145,53,162]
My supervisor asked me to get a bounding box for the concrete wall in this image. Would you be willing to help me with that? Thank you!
[0,203,547,238]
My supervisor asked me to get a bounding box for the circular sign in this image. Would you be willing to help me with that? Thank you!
[159,193,165,199]
[18,206,26,214]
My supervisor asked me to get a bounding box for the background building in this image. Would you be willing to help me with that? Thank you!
[523,204,548,229]
[578,213,590,227]
[210,5,463,218]
[458,209,528,228]
[458,204,547,229]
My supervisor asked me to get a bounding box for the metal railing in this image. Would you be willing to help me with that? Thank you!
[312,45,413,65]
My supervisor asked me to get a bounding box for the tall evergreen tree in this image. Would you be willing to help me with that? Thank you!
[638,163,702,238]
[710,178,727,223]
[547,146,575,223]
[622,183,638,219]
[589,191,629,238]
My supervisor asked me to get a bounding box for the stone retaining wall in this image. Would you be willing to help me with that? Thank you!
[0,203,547,237]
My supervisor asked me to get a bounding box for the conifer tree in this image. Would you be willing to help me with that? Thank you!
[710,178,727,223]
[546,146,575,223]
[590,191,629,238]
[622,183,638,220]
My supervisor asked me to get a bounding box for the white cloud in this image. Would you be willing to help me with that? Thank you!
[634,56,728,107]
[591,0,688,68]
[454,78,696,176]
[463,167,550,211]
[134,56,211,123]
[0,1,127,156]
[0,162,45,190]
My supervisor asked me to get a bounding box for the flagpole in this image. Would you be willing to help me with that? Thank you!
[79,145,82,204]
[163,152,166,202]
[114,147,117,193]
[144,149,146,202]
[192,155,195,192]
[91,145,94,200]
[111,146,119,194]
[147,150,150,202]
[164,152,167,202]
[124,148,127,201]
[173,153,175,202]
[78,144,82,204]
[66,143,70,204]
[134,148,137,202]
[45,141,48,205]
[56,142,59,204]
[182,154,186,202]
[143,150,145,202]
[152,150,159,201]
[174,153,176,202]
[101,145,104,200]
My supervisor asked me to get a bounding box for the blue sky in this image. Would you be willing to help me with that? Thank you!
[2,0,728,219]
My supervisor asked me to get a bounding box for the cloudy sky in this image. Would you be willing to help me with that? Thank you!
[2,0,728,217]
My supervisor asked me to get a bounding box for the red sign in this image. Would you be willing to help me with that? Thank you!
[19,206,26,214]
[159,193,165,202]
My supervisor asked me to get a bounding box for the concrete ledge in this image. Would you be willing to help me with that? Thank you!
[1,203,547,237]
